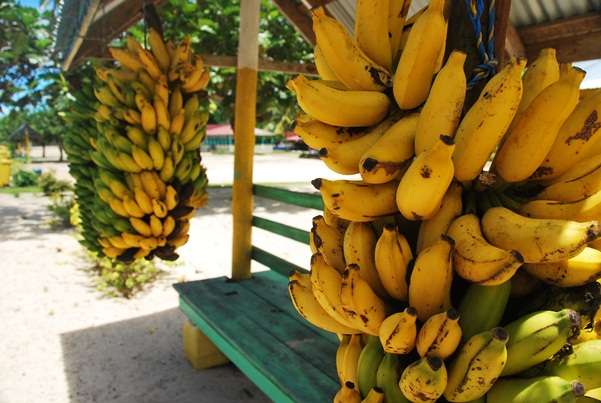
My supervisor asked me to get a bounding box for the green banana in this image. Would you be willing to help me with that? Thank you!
[458,281,511,341]
[487,376,585,403]
[357,336,386,398]
[544,340,601,391]
[376,354,410,403]
[502,309,581,376]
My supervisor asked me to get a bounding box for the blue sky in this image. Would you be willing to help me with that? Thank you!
[17,0,39,7]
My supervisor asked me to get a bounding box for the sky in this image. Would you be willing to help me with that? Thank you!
[16,0,39,7]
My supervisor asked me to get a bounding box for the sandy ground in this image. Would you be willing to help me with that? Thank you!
[0,149,332,403]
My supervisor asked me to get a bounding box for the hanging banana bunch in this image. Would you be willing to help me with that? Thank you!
[64,29,210,262]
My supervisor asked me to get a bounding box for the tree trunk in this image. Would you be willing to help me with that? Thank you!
[58,142,64,162]
[42,143,46,158]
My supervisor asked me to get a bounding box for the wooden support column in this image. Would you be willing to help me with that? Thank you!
[231,0,261,281]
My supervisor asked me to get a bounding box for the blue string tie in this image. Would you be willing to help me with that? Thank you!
[464,0,497,88]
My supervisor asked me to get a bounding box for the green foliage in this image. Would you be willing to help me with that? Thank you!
[89,253,162,298]
[11,168,38,187]
[47,191,75,228]
[38,170,72,196]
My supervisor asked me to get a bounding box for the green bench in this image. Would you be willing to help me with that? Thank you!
[173,184,339,403]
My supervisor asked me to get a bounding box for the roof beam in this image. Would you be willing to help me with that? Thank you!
[271,0,316,45]
[518,13,601,63]
[504,23,526,61]
[201,54,317,75]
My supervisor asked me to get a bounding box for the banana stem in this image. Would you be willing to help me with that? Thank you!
[463,189,478,215]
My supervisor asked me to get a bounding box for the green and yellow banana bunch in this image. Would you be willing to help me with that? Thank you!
[63,30,209,262]
[281,0,601,401]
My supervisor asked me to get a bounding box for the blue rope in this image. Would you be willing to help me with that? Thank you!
[464,0,497,88]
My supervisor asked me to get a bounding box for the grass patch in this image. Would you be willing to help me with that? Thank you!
[0,185,42,195]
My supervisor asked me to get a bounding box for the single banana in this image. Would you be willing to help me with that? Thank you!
[416,308,462,359]
[537,154,601,201]
[543,339,601,391]
[378,308,417,354]
[157,127,172,151]
[324,206,349,233]
[148,28,170,71]
[165,185,178,210]
[153,96,170,130]
[147,138,165,171]
[502,309,581,376]
[311,215,345,272]
[108,47,143,72]
[355,0,391,70]
[337,335,351,384]
[126,126,147,149]
[388,0,411,65]
[131,146,154,170]
[396,134,455,221]
[344,222,387,298]
[159,155,175,182]
[414,50,467,154]
[152,199,168,218]
[409,236,454,321]
[393,0,446,109]
[494,65,585,182]
[374,223,412,301]
[162,216,176,237]
[443,327,509,402]
[122,195,145,218]
[416,181,462,253]
[149,215,163,238]
[357,336,386,398]
[293,114,369,151]
[359,113,419,184]
[288,271,357,334]
[447,214,524,285]
[521,189,601,221]
[312,178,398,222]
[533,82,601,182]
[312,8,390,91]
[482,207,601,263]
[287,76,390,127]
[452,59,525,182]
[320,117,394,175]
[341,334,363,387]
[458,281,511,342]
[169,111,185,136]
[181,112,208,144]
[487,376,585,403]
[334,381,362,403]
[310,253,361,332]
[376,353,410,403]
[141,104,157,134]
[129,217,152,237]
[399,357,447,403]
[340,264,389,336]
[313,46,338,81]
[515,48,561,123]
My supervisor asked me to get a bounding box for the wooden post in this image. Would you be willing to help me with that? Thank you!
[231,0,261,281]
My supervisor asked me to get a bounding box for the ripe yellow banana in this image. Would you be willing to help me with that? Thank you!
[122,195,145,218]
[447,214,524,285]
[533,89,601,181]
[141,104,157,134]
[378,308,417,354]
[414,50,466,154]
[514,48,560,123]
[416,181,462,253]
[311,215,346,272]
[160,155,175,182]
[359,113,418,184]
[396,134,455,220]
[293,114,368,151]
[147,138,165,171]
[122,232,144,248]
[181,112,208,144]
[162,216,176,237]
[409,236,454,321]
[140,171,161,199]
[157,127,172,151]
[288,271,359,334]
[165,185,178,210]
[452,59,525,182]
[320,117,394,175]
[148,28,170,71]
[126,126,147,148]
[538,154,601,201]
[362,387,384,403]
[324,206,349,233]
[312,178,398,222]
[520,189,601,221]
[312,7,390,91]
[340,264,389,335]
[313,46,338,81]
[103,246,125,259]
[109,47,143,72]
[287,76,390,127]
[336,335,351,384]
[341,334,363,386]
[525,247,601,287]
[169,111,185,136]
[137,48,162,80]
[334,381,362,403]
[444,327,509,402]
[388,0,411,64]
[310,253,361,332]
[130,217,152,237]
[374,223,412,301]
[153,96,170,130]
[416,308,462,359]
[392,0,446,109]
[355,0,391,70]
[149,215,163,238]
[344,222,387,298]
[399,357,447,402]
[169,87,183,119]
[482,206,601,263]
[152,199,168,218]
[494,65,585,182]
[131,146,154,170]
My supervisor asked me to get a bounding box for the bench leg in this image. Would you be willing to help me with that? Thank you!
[183,319,230,369]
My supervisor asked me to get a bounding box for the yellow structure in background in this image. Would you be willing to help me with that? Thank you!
[182,320,229,369]
[0,145,11,187]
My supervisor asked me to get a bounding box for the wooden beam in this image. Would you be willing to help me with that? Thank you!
[271,0,316,45]
[231,0,261,281]
[494,0,512,66]
[504,23,526,61]
[67,0,166,70]
[62,0,101,70]
[300,0,335,10]
[518,13,601,63]
[200,54,317,75]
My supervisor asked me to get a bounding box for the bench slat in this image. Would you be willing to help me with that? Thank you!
[253,184,323,210]
[252,215,310,245]
[251,246,307,276]
[174,273,338,403]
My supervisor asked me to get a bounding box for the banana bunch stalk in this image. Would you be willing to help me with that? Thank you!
[64,30,209,262]
[283,1,601,401]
